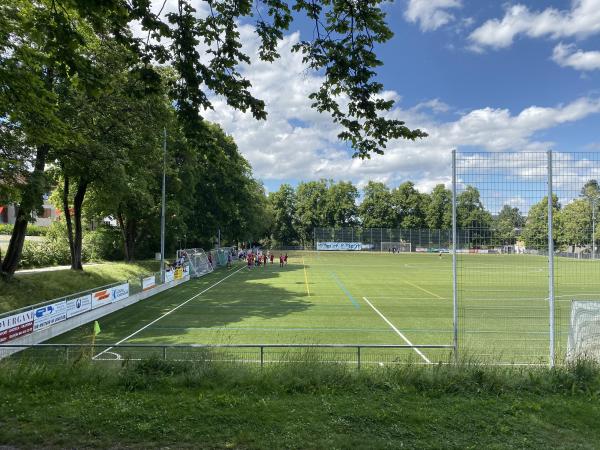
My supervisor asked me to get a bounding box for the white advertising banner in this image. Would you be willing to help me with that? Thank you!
[91,287,112,309]
[142,276,156,291]
[91,283,129,309]
[0,311,34,343]
[33,301,67,331]
[165,270,175,283]
[317,242,362,251]
[66,294,92,318]
[110,283,129,303]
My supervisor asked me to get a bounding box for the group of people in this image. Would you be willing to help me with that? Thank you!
[243,250,288,269]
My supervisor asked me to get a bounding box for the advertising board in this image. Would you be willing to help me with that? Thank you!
[0,311,34,343]
[165,270,174,283]
[316,242,362,251]
[66,294,92,318]
[142,276,156,291]
[91,283,129,309]
[33,301,67,331]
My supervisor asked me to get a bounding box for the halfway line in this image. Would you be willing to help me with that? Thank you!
[302,256,310,297]
[404,280,444,300]
[362,296,431,364]
[93,265,246,360]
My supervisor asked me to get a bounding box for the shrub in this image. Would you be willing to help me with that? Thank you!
[0,223,48,236]
[83,225,124,261]
[19,239,71,268]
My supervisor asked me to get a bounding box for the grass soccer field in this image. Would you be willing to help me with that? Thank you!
[48,251,600,365]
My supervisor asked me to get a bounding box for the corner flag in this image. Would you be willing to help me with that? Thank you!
[93,320,101,336]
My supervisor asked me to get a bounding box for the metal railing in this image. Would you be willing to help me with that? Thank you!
[0,343,455,367]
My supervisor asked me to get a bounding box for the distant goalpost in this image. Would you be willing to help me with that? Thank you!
[568,301,600,362]
[381,241,411,253]
[177,248,213,278]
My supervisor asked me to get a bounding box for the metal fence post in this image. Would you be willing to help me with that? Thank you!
[452,149,458,363]
[357,346,361,370]
[547,150,555,368]
[163,346,167,360]
[260,346,264,368]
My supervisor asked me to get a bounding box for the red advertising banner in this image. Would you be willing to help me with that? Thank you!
[0,311,35,343]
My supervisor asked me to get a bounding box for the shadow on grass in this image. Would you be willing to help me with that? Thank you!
[49,263,313,345]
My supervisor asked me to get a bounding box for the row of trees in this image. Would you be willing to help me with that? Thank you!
[1,0,422,277]
[267,179,600,249]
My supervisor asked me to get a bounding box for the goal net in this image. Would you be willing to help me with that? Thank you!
[567,301,600,362]
[381,241,411,253]
[177,248,213,278]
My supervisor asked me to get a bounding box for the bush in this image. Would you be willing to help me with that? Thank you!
[0,224,12,235]
[19,239,70,268]
[17,221,125,268]
[83,225,124,261]
[0,223,48,236]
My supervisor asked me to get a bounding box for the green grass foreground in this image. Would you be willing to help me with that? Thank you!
[0,261,160,313]
[1,359,599,449]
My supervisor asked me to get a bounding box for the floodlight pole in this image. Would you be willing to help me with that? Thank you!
[547,151,555,368]
[451,149,458,363]
[160,127,167,284]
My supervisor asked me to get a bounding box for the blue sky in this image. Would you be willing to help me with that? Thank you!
[145,1,600,195]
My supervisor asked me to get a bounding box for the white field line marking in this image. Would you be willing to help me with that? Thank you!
[404,280,444,299]
[93,265,245,360]
[362,296,431,364]
[302,256,310,296]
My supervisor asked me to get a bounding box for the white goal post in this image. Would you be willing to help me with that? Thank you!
[381,241,412,253]
[567,301,600,362]
[177,248,213,278]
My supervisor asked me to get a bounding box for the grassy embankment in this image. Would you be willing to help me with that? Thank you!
[0,358,599,448]
[0,261,160,313]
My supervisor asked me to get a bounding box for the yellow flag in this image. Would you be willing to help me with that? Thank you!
[93,320,101,336]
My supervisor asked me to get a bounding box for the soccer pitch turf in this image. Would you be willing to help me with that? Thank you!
[51,252,600,365]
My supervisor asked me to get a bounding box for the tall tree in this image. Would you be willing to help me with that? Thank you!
[494,205,525,245]
[295,180,328,245]
[557,199,591,249]
[269,184,298,246]
[521,195,561,249]
[0,1,88,276]
[323,181,359,227]
[425,184,452,230]
[358,181,395,228]
[456,186,492,229]
[392,182,427,228]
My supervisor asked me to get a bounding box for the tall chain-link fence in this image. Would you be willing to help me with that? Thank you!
[453,151,600,365]
[314,228,452,251]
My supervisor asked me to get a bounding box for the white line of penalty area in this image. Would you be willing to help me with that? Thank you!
[93,265,245,360]
[362,296,431,364]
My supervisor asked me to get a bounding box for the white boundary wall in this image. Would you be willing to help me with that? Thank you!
[0,275,190,359]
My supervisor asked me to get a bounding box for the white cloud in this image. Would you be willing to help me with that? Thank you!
[552,42,600,71]
[199,29,600,193]
[469,0,600,50]
[404,0,462,32]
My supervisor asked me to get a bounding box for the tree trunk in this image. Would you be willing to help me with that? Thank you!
[63,176,88,270]
[1,144,49,277]
[116,212,136,262]
[62,175,76,267]
[71,179,88,270]
[124,218,137,262]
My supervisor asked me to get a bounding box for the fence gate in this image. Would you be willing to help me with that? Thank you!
[453,151,600,365]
